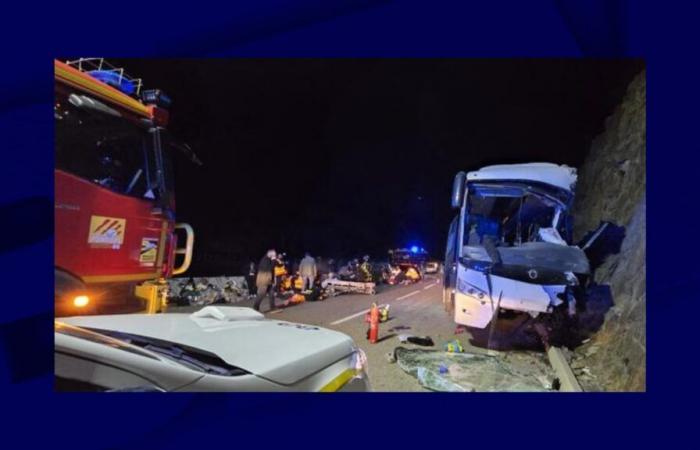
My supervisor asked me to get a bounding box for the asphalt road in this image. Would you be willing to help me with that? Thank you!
[168,275,492,392]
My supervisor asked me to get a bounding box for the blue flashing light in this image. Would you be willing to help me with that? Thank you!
[88,70,136,95]
[410,246,419,253]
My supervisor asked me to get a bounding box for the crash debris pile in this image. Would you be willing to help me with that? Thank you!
[167,276,248,306]
[572,70,646,391]
[394,347,556,392]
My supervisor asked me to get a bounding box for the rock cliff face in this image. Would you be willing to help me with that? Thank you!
[572,71,646,391]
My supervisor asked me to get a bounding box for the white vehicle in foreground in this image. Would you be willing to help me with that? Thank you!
[55,306,370,392]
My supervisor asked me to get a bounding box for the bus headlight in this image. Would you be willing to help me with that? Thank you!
[457,279,485,301]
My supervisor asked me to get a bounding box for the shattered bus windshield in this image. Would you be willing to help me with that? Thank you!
[464,183,569,249]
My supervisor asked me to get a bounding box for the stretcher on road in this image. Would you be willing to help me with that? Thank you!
[321,278,376,296]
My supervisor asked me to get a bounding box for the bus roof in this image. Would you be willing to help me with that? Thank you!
[466,163,577,192]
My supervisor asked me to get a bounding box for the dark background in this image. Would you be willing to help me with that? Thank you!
[113,59,643,275]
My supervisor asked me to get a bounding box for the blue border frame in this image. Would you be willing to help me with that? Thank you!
[0,1,688,448]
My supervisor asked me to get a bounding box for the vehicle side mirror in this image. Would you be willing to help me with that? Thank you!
[451,172,466,209]
[169,140,203,166]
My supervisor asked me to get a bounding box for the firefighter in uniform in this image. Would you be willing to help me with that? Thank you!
[359,255,373,282]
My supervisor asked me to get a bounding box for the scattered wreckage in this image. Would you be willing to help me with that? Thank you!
[444,163,601,334]
[167,252,433,306]
[393,346,556,392]
[168,277,248,306]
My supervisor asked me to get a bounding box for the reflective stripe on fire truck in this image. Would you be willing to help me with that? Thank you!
[82,272,161,283]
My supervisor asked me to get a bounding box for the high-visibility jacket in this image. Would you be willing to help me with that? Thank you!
[274,264,287,277]
[281,276,292,290]
[290,293,305,304]
[359,262,372,281]
[405,267,420,280]
[293,276,304,290]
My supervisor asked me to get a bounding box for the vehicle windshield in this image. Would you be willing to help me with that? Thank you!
[54,89,171,203]
[55,321,159,360]
[82,327,249,377]
[463,182,569,249]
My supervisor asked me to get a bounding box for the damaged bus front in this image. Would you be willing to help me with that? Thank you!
[444,163,590,329]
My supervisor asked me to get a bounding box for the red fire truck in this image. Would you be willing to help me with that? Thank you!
[54,58,195,316]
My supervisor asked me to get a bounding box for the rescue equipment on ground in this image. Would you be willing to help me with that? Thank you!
[444,339,464,353]
[366,304,390,324]
[321,277,376,295]
[398,335,435,347]
[379,304,390,323]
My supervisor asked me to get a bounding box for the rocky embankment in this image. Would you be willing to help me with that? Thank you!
[572,70,646,391]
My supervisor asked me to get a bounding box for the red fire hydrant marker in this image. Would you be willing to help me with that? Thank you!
[367,302,379,343]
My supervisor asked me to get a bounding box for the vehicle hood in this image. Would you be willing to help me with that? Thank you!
[463,242,590,274]
[61,306,356,385]
[497,242,589,274]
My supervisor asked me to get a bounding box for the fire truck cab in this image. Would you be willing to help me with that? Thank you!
[54,58,194,317]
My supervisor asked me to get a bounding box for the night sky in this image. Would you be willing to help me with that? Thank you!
[113,59,643,275]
